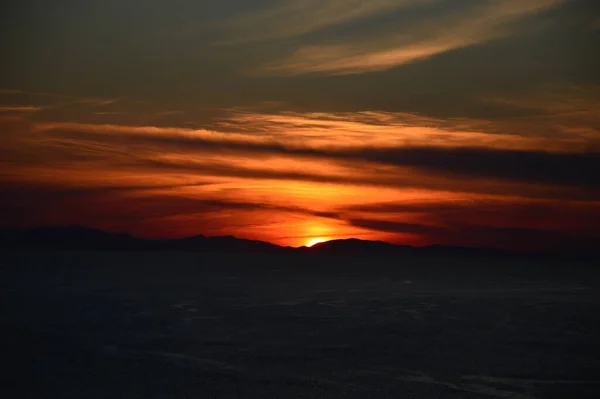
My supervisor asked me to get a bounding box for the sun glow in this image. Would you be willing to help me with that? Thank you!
[306,238,326,247]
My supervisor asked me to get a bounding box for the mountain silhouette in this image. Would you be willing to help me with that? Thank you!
[301,238,518,258]
[161,234,284,252]
[0,225,569,260]
[302,238,412,254]
[0,226,286,253]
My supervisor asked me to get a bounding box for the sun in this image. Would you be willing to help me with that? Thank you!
[306,238,326,247]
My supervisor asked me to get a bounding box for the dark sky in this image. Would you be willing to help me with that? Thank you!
[1,0,599,251]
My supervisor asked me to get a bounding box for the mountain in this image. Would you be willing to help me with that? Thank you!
[0,226,592,260]
[0,226,282,253]
[161,234,283,252]
[303,238,513,259]
[0,226,146,251]
[303,238,413,254]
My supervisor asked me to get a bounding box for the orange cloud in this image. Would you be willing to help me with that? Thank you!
[252,0,565,75]
[1,91,598,249]
[0,106,43,112]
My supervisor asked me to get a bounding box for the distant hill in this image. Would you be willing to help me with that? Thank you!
[0,226,594,260]
[161,234,284,252]
[0,226,283,253]
[301,238,513,259]
[301,238,411,254]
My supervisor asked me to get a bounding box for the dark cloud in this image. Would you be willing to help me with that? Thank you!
[348,146,600,189]
[348,219,449,237]
[132,158,598,202]
[345,199,600,236]
[344,195,600,252]
[348,217,600,253]
[49,124,600,191]
[0,182,340,230]
[2,0,598,120]
[2,118,598,202]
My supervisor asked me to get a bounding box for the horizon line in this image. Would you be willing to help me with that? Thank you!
[0,224,579,257]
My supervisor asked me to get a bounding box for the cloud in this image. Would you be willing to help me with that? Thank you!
[76,98,119,106]
[345,198,600,233]
[217,107,598,148]
[3,84,600,210]
[0,106,43,112]
[34,120,599,190]
[0,114,595,201]
[342,195,600,251]
[346,146,600,189]
[156,110,185,116]
[1,105,598,248]
[91,112,127,115]
[218,0,429,43]
[0,89,125,119]
[479,85,600,148]
[0,180,343,241]
[254,0,565,75]
[484,84,600,115]
[348,216,600,253]
[117,156,600,202]
[0,181,337,223]
[0,88,55,97]
[0,89,25,95]
[0,181,215,201]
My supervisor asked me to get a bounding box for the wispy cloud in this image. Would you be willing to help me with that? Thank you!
[0,106,43,112]
[480,84,600,147]
[484,84,600,114]
[254,0,565,75]
[0,89,25,95]
[3,115,598,197]
[0,89,123,117]
[2,83,598,246]
[77,98,119,106]
[218,0,429,44]
[347,217,600,252]
[1,104,598,247]
[345,197,600,232]
[91,112,127,115]
[216,108,597,150]
[156,110,186,116]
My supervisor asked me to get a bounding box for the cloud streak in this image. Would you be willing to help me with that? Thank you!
[30,119,599,191]
[0,116,594,215]
[348,217,600,253]
[0,106,43,112]
[219,0,429,43]
[345,198,600,232]
[254,0,565,75]
[1,104,598,247]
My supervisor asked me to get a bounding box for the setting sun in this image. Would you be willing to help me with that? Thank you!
[306,238,326,247]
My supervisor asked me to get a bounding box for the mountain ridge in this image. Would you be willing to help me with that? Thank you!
[0,225,595,260]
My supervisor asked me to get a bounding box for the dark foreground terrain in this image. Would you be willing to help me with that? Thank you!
[2,251,599,398]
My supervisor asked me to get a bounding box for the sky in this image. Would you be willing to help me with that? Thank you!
[1,0,599,252]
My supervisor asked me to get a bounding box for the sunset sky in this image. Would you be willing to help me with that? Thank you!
[1,0,599,251]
